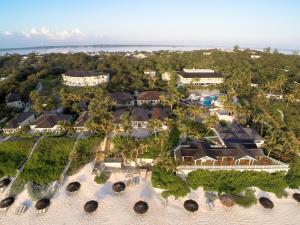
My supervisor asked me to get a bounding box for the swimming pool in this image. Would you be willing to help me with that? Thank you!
[201,95,218,107]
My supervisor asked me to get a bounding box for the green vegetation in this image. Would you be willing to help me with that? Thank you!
[94,171,111,184]
[0,139,34,177]
[151,166,190,199]
[186,170,288,195]
[286,157,300,188]
[20,137,74,185]
[230,189,257,208]
[67,135,103,175]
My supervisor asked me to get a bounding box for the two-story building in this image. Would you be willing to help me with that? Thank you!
[177,69,224,86]
[62,70,109,86]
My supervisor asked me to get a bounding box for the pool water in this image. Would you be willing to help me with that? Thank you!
[201,95,218,107]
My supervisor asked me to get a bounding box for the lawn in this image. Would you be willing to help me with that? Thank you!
[0,138,35,177]
[20,137,75,185]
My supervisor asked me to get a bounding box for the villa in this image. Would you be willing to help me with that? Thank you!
[131,108,150,128]
[62,70,109,86]
[74,111,89,132]
[177,68,224,86]
[2,112,35,134]
[30,113,72,133]
[137,91,162,106]
[113,109,128,131]
[5,92,24,109]
[110,92,135,107]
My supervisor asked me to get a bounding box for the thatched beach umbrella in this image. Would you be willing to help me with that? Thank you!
[293,193,300,203]
[35,198,51,211]
[66,181,81,193]
[184,199,199,212]
[259,197,274,209]
[112,182,126,193]
[0,178,11,188]
[218,194,235,207]
[133,201,148,214]
[0,196,15,208]
[84,200,98,213]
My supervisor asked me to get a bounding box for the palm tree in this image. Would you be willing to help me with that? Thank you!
[203,115,218,136]
[147,119,162,139]
[120,112,132,134]
[188,105,205,121]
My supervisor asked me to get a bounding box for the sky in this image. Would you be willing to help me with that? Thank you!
[0,0,299,49]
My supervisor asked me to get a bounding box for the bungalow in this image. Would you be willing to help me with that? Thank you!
[2,112,35,134]
[74,111,89,132]
[30,114,72,133]
[110,92,135,107]
[177,69,224,86]
[137,91,162,106]
[131,108,150,128]
[62,70,109,86]
[5,92,24,109]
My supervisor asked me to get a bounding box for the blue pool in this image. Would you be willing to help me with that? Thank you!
[201,95,218,107]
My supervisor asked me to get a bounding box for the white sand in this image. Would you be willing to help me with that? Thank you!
[1,163,300,225]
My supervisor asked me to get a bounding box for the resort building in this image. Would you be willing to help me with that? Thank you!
[74,111,89,132]
[5,92,24,109]
[137,91,162,106]
[174,141,288,174]
[151,107,168,130]
[177,69,224,86]
[214,110,234,123]
[251,55,261,59]
[264,93,283,100]
[131,108,150,128]
[110,92,135,107]
[144,69,156,77]
[213,124,265,148]
[62,70,109,86]
[2,112,35,134]
[30,114,72,133]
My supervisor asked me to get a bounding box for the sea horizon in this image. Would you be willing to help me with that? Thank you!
[0,44,298,55]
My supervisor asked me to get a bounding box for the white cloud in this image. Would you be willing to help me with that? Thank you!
[21,27,85,40]
[3,31,12,36]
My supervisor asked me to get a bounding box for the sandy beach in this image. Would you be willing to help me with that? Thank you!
[1,163,300,225]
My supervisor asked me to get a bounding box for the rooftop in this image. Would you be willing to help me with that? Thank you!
[137,91,161,101]
[4,112,34,129]
[74,111,89,127]
[5,92,21,103]
[151,107,168,121]
[32,114,72,128]
[110,92,135,103]
[177,69,223,78]
[64,70,109,77]
[131,108,150,121]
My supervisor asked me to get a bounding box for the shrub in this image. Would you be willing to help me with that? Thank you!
[186,170,287,195]
[94,171,111,184]
[286,156,300,189]
[0,139,34,177]
[67,135,103,175]
[21,137,74,185]
[151,166,190,199]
